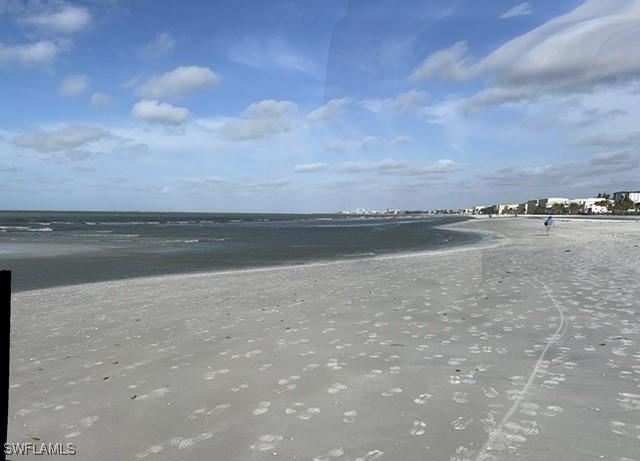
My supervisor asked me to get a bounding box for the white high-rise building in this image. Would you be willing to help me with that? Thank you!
[613,191,640,203]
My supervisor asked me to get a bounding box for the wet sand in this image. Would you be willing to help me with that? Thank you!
[8,218,640,460]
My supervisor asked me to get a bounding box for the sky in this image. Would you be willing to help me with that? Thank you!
[1,0,640,212]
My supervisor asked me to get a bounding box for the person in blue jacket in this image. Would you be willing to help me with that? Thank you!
[544,215,554,235]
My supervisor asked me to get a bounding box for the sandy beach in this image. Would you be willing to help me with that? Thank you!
[7,217,640,460]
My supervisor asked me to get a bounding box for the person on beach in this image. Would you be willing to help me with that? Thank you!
[544,215,554,235]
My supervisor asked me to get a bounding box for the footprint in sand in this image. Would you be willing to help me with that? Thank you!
[609,421,628,435]
[542,405,563,417]
[187,407,206,420]
[313,447,344,460]
[343,410,358,423]
[450,416,473,431]
[381,387,402,397]
[298,407,321,421]
[204,368,229,380]
[176,433,213,450]
[410,421,426,436]
[482,387,499,399]
[65,416,99,438]
[327,359,346,370]
[230,383,248,392]
[453,392,468,404]
[137,388,170,400]
[253,401,271,416]
[354,450,384,461]
[285,402,306,415]
[250,434,283,451]
[414,393,432,405]
[328,383,348,394]
[617,392,640,411]
[517,420,540,436]
[277,375,300,392]
[520,401,540,416]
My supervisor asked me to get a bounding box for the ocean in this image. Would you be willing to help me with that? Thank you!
[0,211,480,292]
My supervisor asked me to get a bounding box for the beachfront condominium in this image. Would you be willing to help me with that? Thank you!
[613,191,640,203]
[497,203,520,214]
[570,198,610,214]
[523,197,569,214]
[538,197,570,209]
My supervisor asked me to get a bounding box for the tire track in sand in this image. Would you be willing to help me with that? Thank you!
[474,263,569,461]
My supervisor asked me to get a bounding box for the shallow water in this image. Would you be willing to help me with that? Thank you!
[0,211,480,291]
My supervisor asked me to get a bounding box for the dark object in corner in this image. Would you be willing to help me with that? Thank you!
[1,270,11,461]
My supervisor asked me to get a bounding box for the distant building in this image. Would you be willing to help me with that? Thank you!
[517,203,527,214]
[497,203,519,214]
[613,191,640,203]
[483,205,498,215]
[583,198,610,214]
[539,197,569,209]
[526,199,539,214]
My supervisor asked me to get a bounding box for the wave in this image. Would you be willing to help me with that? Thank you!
[164,239,200,243]
[98,221,161,225]
[0,226,53,232]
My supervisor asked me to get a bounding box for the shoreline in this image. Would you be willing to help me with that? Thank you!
[12,221,498,296]
[8,218,490,295]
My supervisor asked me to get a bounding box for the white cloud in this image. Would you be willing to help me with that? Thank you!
[181,176,290,194]
[500,2,532,19]
[478,151,639,189]
[580,132,640,147]
[294,162,329,173]
[0,164,20,172]
[361,90,428,115]
[220,118,293,141]
[409,41,469,82]
[341,158,461,175]
[590,150,638,166]
[306,98,349,123]
[136,66,220,99]
[324,138,364,151]
[137,32,176,60]
[20,4,91,34]
[388,135,413,146]
[411,0,640,107]
[359,136,379,149]
[325,139,348,152]
[228,37,318,77]
[325,136,408,151]
[90,92,112,107]
[0,40,61,67]
[13,125,110,153]
[60,74,89,96]
[221,99,298,141]
[131,100,189,125]
[243,99,298,118]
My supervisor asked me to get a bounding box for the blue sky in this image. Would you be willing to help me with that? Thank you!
[1,0,639,212]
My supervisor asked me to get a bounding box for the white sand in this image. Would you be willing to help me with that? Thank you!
[8,218,640,460]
